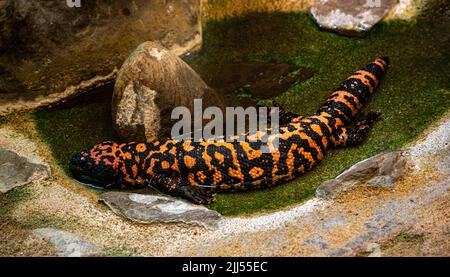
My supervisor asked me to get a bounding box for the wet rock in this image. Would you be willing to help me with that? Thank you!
[0,0,202,116]
[0,146,50,193]
[204,62,314,107]
[310,0,398,36]
[99,192,223,228]
[32,228,103,257]
[316,151,407,199]
[112,41,224,141]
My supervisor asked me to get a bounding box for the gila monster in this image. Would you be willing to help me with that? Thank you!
[70,57,389,204]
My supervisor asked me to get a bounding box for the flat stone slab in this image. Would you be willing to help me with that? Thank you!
[0,146,50,193]
[310,0,398,35]
[316,151,407,199]
[99,192,223,228]
[32,228,103,257]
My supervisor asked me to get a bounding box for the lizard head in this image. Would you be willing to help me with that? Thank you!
[69,142,121,189]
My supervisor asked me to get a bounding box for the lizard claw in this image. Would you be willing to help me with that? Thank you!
[354,111,381,127]
[366,111,382,125]
[179,185,215,205]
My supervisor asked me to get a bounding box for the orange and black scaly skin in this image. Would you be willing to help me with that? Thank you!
[70,57,389,204]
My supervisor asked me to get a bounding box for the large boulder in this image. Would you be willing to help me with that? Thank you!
[112,41,224,142]
[310,0,398,36]
[0,0,202,116]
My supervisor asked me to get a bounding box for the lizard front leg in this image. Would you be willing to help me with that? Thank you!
[148,174,215,205]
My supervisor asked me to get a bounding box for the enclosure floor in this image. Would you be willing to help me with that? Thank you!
[0,3,449,256]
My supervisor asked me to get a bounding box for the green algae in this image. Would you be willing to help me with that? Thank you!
[0,186,34,214]
[193,8,450,215]
[104,246,139,257]
[19,212,71,230]
[33,100,116,174]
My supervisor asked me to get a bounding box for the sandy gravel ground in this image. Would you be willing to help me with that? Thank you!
[0,112,448,257]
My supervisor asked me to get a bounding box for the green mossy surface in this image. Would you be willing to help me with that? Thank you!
[0,186,34,214]
[390,230,425,245]
[33,102,116,174]
[104,246,139,257]
[19,212,71,230]
[28,5,449,216]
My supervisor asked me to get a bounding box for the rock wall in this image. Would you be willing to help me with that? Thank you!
[0,0,202,116]
[202,0,314,20]
[0,0,430,116]
[201,0,429,21]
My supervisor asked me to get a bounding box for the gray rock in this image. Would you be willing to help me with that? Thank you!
[202,0,420,22]
[99,192,223,228]
[366,242,382,257]
[112,41,224,141]
[0,0,202,116]
[316,151,407,199]
[305,238,329,250]
[408,113,450,158]
[0,146,50,193]
[32,228,103,257]
[310,0,398,36]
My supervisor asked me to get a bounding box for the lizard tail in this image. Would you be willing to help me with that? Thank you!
[317,57,389,125]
